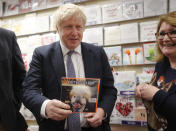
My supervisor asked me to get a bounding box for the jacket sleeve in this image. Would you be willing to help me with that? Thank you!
[11,31,26,110]
[22,48,48,121]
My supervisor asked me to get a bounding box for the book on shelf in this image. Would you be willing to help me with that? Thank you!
[123,45,143,65]
[140,21,158,42]
[122,0,143,20]
[104,46,122,66]
[143,42,156,64]
[61,77,100,113]
[144,0,167,17]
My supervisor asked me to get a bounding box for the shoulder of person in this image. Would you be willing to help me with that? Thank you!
[0,27,15,36]
[81,42,103,52]
[34,41,59,54]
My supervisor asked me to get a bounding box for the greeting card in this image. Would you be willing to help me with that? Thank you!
[104,25,121,46]
[140,21,158,42]
[41,33,56,46]
[112,95,135,123]
[169,0,176,12]
[123,45,143,65]
[19,0,32,14]
[134,107,147,122]
[113,71,136,93]
[61,77,100,113]
[144,0,167,17]
[122,0,143,20]
[82,27,103,46]
[120,23,139,44]
[143,42,156,64]
[31,0,46,11]
[4,0,19,16]
[102,2,123,23]
[83,5,102,26]
[104,46,122,66]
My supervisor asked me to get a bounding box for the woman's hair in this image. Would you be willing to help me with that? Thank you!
[155,11,176,62]
[53,3,86,30]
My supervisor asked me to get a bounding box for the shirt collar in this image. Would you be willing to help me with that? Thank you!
[60,41,82,57]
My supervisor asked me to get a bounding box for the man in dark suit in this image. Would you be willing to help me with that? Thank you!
[0,27,28,131]
[22,3,117,131]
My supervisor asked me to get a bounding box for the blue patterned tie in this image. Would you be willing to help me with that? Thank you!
[66,51,81,131]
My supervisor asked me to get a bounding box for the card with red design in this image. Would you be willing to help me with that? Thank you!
[110,95,135,124]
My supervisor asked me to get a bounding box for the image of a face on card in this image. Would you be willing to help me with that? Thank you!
[61,77,100,113]
[69,85,92,112]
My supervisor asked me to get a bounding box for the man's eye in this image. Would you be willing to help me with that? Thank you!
[170,30,176,35]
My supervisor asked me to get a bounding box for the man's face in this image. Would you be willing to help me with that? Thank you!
[57,16,84,50]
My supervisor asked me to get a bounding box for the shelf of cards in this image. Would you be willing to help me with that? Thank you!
[0,0,92,18]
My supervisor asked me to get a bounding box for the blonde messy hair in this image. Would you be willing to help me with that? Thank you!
[53,3,86,30]
[155,11,176,62]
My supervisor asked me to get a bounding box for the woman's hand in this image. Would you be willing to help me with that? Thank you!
[135,83,159,101]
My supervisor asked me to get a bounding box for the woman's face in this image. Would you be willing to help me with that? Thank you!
[157,22,176,59]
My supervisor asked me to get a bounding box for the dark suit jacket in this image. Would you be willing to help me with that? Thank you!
[0,28,27,131]
[22,42,117,131]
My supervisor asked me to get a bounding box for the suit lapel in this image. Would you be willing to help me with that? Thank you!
[50,42,66,81]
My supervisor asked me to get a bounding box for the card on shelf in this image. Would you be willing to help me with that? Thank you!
[123,45,143,65]
[122,0,143,20]
[143,42,156,64]
[41,33,56,46]
[4,0,19,16]
[113,71,136,93]
[134,107,147,122]
[47,0,62,8]
[82,27,103,46]
[19,0,32,14]
[104,25,121,46]
[169,0,176,12]
[120,23,139,44]
[110,95,135,124]
[144,0,167,17]
[140,21,158,42]
[82,5,102,26]
[102,2,123,23]
[31,0,47,11]
[104,46,122,66]
[35,15,50,33]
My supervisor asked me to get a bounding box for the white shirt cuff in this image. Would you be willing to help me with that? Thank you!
[40,99,51,118]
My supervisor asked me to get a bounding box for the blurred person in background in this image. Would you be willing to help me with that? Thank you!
[0,27,27,131]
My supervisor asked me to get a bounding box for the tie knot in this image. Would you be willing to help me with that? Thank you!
[67,51,74,56]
